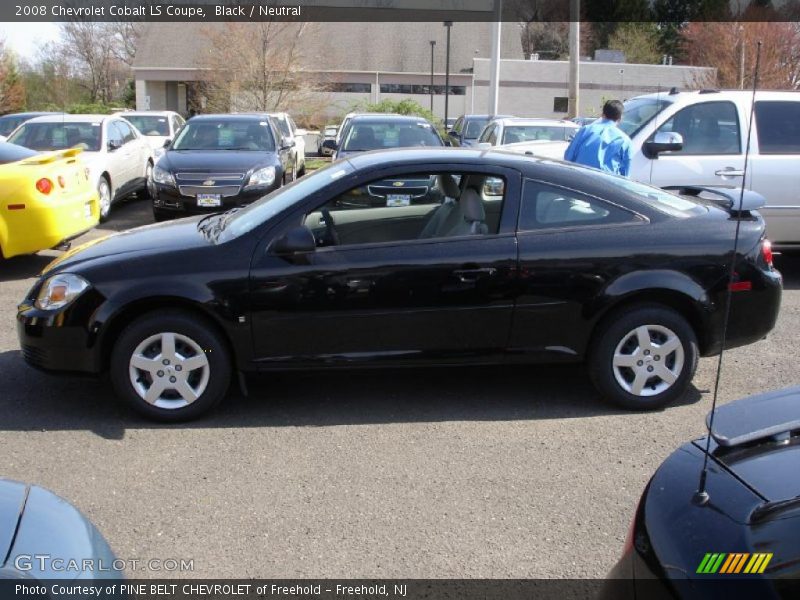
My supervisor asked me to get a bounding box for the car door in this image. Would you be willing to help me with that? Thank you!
[247,163,521,367]
[639,100,746,188]
[118,119,149,182]
[510,179,648,361]
[104,121,131,196]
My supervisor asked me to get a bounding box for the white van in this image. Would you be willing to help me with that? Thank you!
[621,89,800,245]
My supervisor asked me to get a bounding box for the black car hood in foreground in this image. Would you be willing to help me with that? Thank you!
[0,480,117,580]
[42,218,212,275]
[160,149,279,172]
[630,387,800,598]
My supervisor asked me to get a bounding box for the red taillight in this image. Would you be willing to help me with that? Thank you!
[762,239,774,268]
[36,178,53,195]
[57,175,66,188]
[729,281,752,292]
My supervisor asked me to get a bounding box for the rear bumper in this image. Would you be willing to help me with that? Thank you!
[2,193,99,258]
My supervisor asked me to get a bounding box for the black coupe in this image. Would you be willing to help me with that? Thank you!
[17,148,781,421]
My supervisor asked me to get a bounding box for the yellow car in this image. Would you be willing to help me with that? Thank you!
[0,142,99,259]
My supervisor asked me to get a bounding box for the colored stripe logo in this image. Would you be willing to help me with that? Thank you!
[697,553,772,574]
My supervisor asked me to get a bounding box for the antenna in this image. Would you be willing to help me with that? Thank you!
[693,41,762,506]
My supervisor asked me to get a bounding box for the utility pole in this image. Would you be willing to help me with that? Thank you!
[430,40,436,112]
[568,0,580,118]
[488,0,502,116]
[444,21,452,126]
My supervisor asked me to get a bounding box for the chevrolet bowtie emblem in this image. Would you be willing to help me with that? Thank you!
[393,181,404,187]
[203,179,215,186]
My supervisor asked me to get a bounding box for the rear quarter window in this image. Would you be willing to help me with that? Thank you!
[755,101,800,154]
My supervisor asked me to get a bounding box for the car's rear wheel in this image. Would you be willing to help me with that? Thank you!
[589,304,698,410]
[97,177,112,222]
[143,161,155,199]
[110,310,231,422]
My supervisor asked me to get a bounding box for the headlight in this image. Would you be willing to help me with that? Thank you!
[35,274,90,310]
[247,166,276,188]
[152,165,175,187]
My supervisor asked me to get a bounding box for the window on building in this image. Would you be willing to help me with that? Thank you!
[379,84,466,96]
[329,83,372,93]
[553,97,569,113]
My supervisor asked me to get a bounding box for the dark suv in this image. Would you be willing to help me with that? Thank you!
[447,114,513,147]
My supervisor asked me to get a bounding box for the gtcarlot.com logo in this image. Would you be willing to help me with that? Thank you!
[696,552,772,575]
[14,554,194,573]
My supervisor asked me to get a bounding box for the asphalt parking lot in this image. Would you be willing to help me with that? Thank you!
[1,195,799,579]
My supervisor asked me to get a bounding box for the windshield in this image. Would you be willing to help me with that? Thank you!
[341,121,443,152]
[620,96,673,137]
[464,119,489,139]
[0,115,27,136]
[172,119,276,151]
[219,160,356,242]
[125,115,170,136]
[503,125,574,144]
[8,121,102,152]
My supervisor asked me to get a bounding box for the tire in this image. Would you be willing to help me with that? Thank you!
[110,310,232,422]
[152,207,174,222]
[588,304,698,411]
[142,161,155,199]
[297,163,306,178]
[97,177,112,222]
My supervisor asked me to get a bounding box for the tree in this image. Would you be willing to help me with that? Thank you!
[200,21,325,119]
[607,22,662,64]
[682,21,800,89]
[653,0,731,61]
[59,22,130,104]
[0,40,25,113]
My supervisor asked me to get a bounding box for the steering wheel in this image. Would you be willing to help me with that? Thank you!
[320,207,340,246]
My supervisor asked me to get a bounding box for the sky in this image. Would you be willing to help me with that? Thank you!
[0,22,61,61]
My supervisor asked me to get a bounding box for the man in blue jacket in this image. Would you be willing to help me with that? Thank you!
[564,100,632,176]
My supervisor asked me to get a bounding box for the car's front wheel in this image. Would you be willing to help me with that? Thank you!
[589,304,698,411]
[110,310,231,421]
[97,177,112,222]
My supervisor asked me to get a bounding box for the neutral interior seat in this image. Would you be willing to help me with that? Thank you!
[418,174,462,239]
[444,188,488,237]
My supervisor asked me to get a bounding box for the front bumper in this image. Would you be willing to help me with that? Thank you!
[151,182,278,216]
[16,289,105,374]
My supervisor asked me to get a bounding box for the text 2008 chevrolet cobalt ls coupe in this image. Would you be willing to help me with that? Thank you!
[17,149,781,421]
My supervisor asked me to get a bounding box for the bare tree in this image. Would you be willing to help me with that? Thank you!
[200,21,327,118]
[0,39,25,113]
[60,22,130,104]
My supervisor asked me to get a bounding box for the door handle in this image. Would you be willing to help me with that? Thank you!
[453,267,497,282]
[715,168,744,177]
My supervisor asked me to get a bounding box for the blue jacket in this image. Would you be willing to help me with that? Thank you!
[564,118,633,176]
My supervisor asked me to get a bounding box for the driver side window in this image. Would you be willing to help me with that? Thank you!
[303,171,506,248]
[654,101,741,155]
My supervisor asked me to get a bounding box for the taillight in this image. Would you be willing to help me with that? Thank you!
[762,239,774,268]
[36,178,53,195]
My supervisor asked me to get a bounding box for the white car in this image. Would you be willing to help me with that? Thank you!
[477,117,580,158]
[268,112,307,179]
[120,111,185,158]
[621,89,800,245]
[8,114,155,221]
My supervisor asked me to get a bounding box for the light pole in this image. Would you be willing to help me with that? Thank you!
[444,21,452,127]
[430,40,436,113]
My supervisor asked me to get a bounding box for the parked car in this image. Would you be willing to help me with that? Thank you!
[319,125,338,155]
[268,112,307,179]
[121,110,185,157]
[150,114,292,221]
[571,116,597,127]
[7,114,154,222]
[600,386,800,599]
[0,479,118,581]
[325,114,445,160]
[0,142,99,259]
[476,117,580,159]
[621,89,800,245]
[447,114,513,148]
[17,148,781,422]
[0,112,62,142]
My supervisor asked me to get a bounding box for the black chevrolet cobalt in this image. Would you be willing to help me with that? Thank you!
[150,114,293,221]
[17,148,781,421]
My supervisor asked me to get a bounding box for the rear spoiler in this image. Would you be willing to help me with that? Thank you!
[662,185,766,216]
[708,385,800,448]
[20,147,83,165]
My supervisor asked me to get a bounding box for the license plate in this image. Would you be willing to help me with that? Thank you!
[84,202,92,219]
[197,194,222,207]
[386,194,411,207]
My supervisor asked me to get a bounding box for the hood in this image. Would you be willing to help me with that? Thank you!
[0,480,117,580]
[160,149,279,173]
[42,216,211,275]
[144,135,169,150]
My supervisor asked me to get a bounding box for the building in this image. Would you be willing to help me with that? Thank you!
[132,22,715,123]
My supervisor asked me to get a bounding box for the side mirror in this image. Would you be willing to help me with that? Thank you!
[162,138,172,148]
[644,131,683,158]
[443,139,452,147]
[270,225,317,254]
[281,138,296,150]
[107,139,122,152]
[322,139,337,151]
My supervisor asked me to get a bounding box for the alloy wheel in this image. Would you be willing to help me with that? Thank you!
[611,324,684,397]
